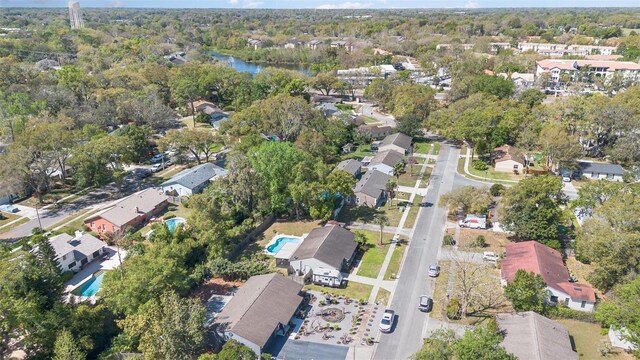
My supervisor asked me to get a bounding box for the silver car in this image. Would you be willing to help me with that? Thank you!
[379,309,395,333]
[428,264,440,277]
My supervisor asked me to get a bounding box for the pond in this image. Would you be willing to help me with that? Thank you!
[207,51,312,76]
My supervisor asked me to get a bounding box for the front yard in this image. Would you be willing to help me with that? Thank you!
[413,138,433,155]
[355,230,396,278]
[404,195,423,229]
[305,283,373,303]
[556,319,634,360]
[384,240,407,280]
[0,212,22,227]
[455,228,512,255]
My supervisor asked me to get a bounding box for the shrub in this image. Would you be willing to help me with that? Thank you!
[443,234,455,246]
[547,305,597,322]
[490,184,506,196]
[474,235,486,247]
[446,298,461,320]
[164,214,176,220]
[472,160,489,171]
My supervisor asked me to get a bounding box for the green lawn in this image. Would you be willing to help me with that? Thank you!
[384,240,407,280]
[341,145,374,161]
[457,157,517,185]
[397,169,421,187]
[19,186,80,207]
[413,139,433,155]
[556,319,630,360]
[362,116,380,124]
[48,207,98,233]
[208,143,224,153]
[430,260,451,321]
[356,230,395,278]
[336,205,381,224]
[0,212,22,227]
[0,217,29,235]
[335,104,353,111]
[433,143,441,155]
[376,288,391,305]
[305,282,373,302]
[404,195,423,229]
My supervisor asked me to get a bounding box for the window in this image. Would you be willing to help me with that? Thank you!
[68,262,76,269]
[581,301,586,308]
[90,222,94,228]
[591,172,598,179]
[606,173,614,180]
[550,296,558,303]
[62,254,67,261]
[92,250,99,258]
[513,164,519,170]
[565,297,570,304]
[356,197,360,204]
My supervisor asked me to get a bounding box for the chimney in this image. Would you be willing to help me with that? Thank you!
[135,206,139,213]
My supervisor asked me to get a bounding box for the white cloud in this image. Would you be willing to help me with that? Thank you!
[228,0,238,4]
[242,1,263,8]
[106,0,125,7]
[464,0,479,8]
[316,2,372,9]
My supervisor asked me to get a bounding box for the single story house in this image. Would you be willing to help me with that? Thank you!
[356,125,392,140]
[501,241,596,312]
[333,159,362,178]
[214,273,304,355]
[47,232,106,273]
[378,133,412,155]
[190,100,230,129]
[367,150,404,176]
[493,145,526,173]
[349,170,391,208]
[161,163,227,196]
[497,311,578,360]
[578,161,624,182]
[289,225,357,277]
[84,188,169,235]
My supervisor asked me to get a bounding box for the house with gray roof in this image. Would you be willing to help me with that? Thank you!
[334,159,362,178]
[578,161,624,182]
[349,169,391,208]
[161,162,227,196]
[497,311,578,360]
[367,150,404,176]
[47,232,106,273]
[289,225,357,276]
[214,273,304,355]
[379,132,413,154]
[84,188,169,235]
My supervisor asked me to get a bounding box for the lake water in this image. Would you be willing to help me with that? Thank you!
[207,51,312,76]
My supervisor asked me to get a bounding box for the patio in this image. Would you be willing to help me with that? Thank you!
[63,246,128,300]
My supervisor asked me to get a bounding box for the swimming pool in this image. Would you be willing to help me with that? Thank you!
[266,235,302,255]
[71,271,106,297]
[165,217,186,232]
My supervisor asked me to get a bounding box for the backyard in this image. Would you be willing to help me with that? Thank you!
[557,319,634,360]
[341,144,374,161]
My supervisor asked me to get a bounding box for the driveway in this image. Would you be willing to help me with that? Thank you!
[563,180,578,200]
[360,103,396,127]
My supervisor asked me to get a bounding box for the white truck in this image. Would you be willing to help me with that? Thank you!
[458,214,487,230]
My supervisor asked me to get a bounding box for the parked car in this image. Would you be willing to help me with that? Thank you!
[379,309,395,333]
[132,168,152,179]
[483,252,499,262]
[418,296,433,312]
[0,204,18,213]
[150,154,165,163]
[150,163,167,173]
[428,264,440,277]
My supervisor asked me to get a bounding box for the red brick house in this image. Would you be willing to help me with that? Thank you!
[84,188,169,235]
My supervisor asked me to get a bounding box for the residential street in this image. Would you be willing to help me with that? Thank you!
[373,143,485,360]
[360,103,396,127]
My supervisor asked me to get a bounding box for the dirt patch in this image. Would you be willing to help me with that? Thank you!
[191,277,242,302]
[457,229,511,254]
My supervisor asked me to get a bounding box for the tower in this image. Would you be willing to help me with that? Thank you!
[68,1,84,30]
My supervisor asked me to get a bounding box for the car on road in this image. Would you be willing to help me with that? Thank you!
[379,309,395,333]
[428,264,440,277]
[418,296,433,312]
[0,204,18,213]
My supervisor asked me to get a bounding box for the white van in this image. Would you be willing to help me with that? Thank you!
[483,252,499,262]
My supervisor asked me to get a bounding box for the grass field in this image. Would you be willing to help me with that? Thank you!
[305,282,373,302]
[433,143,441,155]
[384,240,407,280]
[430,260,451,321]
[457,228,511,254]
[413,139,433,154]
[404,195,423,229]
[376,288,391,305]
[0,212,22,227]
[557,319,633,360]
[48,207,97,233]
[356,230,396,278]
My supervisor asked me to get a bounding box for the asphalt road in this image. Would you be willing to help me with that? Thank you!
[373,143,482,360]
[360,103,396,127]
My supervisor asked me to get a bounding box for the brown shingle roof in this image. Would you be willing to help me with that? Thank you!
[86,188,168,227]
[215,273,303,349]
[291,225,357,270]
[497,312,578,360]
[493,145,526,165]
[370,150,404,168]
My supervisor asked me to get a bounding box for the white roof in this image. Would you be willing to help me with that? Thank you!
[313,267,341,278]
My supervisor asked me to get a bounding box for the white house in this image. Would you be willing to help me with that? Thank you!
[289,225,357,276]
[502,241,596,312]
[161,163,227,196]
[213,273,304,355]
[367,150,404,176]
[493,145,526,173]
[47,232,106,273]
[578,161,624,182]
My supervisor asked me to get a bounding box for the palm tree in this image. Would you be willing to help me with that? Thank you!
[372,214,390,246]
[385,179,397,208]
[407,156,417,176]
[393,162,405,182]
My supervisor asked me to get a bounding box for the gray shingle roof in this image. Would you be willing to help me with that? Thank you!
[214,273,303,349]
[578,161,624,176]
[334,159,362,177]
[86,188,168,227]
[354,170,391,199]
[290,225,357,269]
[497,312,578,360]
[370,150,404,168]
[49,233,105,262]
[161,163,227,191]
[380,133,412,151]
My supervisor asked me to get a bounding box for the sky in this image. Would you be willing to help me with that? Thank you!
[1,0,638,8]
